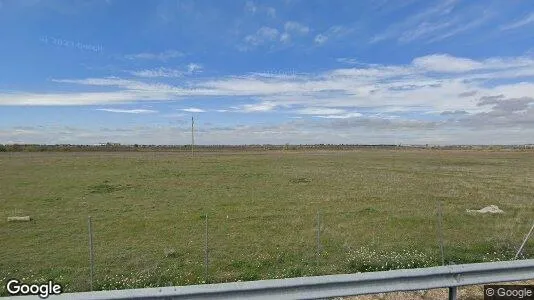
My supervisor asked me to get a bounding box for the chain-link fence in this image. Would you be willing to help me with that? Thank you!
[1,205,532,295]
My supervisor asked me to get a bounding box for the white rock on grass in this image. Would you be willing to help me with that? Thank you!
[466,205,504,214]
[7,216,31,222]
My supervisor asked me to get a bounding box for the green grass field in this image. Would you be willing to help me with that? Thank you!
[1,150,533,294]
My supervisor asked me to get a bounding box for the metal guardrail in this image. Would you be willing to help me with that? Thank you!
[5,259,534,299]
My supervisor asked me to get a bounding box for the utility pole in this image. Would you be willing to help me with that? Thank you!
[191,115,194,156]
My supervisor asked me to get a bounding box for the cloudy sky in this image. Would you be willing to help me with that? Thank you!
[1,0,534,145]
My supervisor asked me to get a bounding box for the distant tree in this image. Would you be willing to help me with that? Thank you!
[10,144,23,152]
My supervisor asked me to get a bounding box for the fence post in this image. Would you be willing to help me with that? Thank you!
[316,211,321,265]
[204,214,209,283]
[191,116,195,157]
[515,221,534,259]
[436,201,445,266]
[88,216,95,291]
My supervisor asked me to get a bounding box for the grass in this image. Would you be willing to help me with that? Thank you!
[0,149,533,294]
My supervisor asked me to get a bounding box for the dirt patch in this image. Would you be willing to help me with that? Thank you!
[289,177,312,184]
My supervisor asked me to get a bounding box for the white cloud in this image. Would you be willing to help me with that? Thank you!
[244,1,257,14]
[278,21,309,45]
[129,68,184,78]
[240,101,278,112]
[314,26,351,45]
[51,77,183,93]
[336,58,360,65]
[162,112,186,118]
[501,12,534,31]
[95,108,157,114]
[4,53,534,136]
[180,108,205,113]
[124,50,183,61]
[398,20,455,43]
[426,11,493,43]
[280,33,291,43]
[256,27,279,40]
[371,0,491,44]
[412,54,483,73]
[315,112,363,119]
[297,107,346,115]
[244,1,276,18]
[284,21,309,35]
[244,26,279,46]
[266,7,276,18]
[241,22,308,50]
[187,63,203,73]
[314,34,328,44]
[129,64,202,78]
[0,91,142,105]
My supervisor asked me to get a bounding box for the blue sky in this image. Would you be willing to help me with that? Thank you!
[1,0,534,145]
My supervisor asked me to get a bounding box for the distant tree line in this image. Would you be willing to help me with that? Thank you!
[0,143,533,152]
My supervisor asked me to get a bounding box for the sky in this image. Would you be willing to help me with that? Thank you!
[1,0,534,145]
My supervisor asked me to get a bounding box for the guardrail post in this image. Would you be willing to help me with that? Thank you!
[448,286,457,300]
